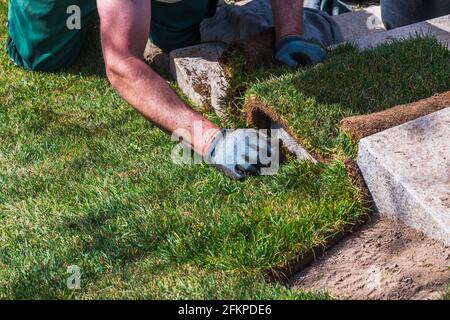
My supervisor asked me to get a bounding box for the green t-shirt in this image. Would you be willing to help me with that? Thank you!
[7,0,217,71]
[151,0,217,52]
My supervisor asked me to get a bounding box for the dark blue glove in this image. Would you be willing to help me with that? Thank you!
[275,35,327,68]
[205,129,272,180]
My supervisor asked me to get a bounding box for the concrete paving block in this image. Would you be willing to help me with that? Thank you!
[332,6,385,43]
[358,107,450,245]
[170,42,228,116]
[354,14,450,49]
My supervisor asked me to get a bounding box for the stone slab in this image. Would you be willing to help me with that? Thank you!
[357,107,450,245]
[354,14,450,49]
[170,42,228,116]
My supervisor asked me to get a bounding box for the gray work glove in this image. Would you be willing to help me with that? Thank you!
[205,129,272,180]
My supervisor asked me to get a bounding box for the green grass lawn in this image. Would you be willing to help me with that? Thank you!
[1,1,448,299]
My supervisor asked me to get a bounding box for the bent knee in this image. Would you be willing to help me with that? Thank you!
[6,36,81,72]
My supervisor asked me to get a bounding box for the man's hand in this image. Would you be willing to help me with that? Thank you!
[275,35,327,67]
[205,129,273,180]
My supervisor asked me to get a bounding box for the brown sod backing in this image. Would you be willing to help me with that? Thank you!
[339,91,450,142]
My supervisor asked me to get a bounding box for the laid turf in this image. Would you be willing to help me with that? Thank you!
[0,1,364,299]
[243,39,450,158]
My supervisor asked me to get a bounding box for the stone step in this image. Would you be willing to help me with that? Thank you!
[354,14,450,49]
[357,107,450,246]
[169,42,228,116]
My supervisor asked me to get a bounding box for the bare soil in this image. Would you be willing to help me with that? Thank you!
[293,215,450,300]
[143,41,170,72]
[340,91,450,142]
[221,28,276,70]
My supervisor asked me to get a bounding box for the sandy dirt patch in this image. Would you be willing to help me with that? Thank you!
[292,215,450,300]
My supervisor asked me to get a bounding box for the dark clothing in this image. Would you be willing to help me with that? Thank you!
[381,0,450,30]
[6,0,218,71]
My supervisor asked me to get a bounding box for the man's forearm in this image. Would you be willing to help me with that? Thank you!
[271,0,303,42]
[97,0,220,158]
[107,56,219,156]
